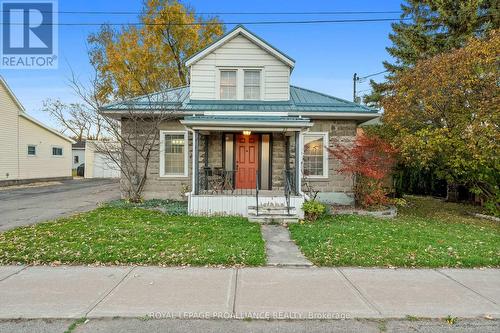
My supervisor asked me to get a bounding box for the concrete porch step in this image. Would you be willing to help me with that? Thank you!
[248,203,299,224]
[248,205,295,211]
[248,216,299,224]
[248,211,299,224]
[248,208,296,216]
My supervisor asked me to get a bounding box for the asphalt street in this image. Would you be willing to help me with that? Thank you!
[0,318,498,333]
[0,178,120,231]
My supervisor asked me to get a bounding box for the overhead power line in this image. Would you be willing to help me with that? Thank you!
[356,88,372,93]
[3,17,410,26]
[0,10,403,15]
[358,70,389,80]
[353,70,389,101]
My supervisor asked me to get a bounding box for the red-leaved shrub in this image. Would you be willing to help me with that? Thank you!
[329,133,397,208]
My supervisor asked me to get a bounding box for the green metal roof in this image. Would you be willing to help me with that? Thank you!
[101,85,377,114]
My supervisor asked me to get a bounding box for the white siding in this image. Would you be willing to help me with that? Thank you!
[0,79,73,183]
[188,194,304,218]
[0,83,19,181]
[84,142,95,178]
[84,140,121,178]
[190,34,290,101]
[92,152,120,178]
[18,116,72,179]
[72,149,85,169]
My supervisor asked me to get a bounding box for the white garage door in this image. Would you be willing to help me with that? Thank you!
[92,152,120,178]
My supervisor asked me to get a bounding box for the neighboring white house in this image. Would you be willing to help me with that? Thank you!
[0,76,75,185]
[84,140,120,179]
[72,141,86,172]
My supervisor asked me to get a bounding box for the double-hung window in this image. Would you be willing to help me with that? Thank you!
[160,131,188,177]
[303,132,328,178]
[220,70,237,100]
[52,147,63,156]
[27,145,36,156]
[244,70,260,100]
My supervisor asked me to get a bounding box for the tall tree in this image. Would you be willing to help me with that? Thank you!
[88,0,224,102]
[381,30,499,203]
[363,0,499,108]
[42,99,104,141]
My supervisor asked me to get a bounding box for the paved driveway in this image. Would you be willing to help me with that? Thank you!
[0,179,120,232]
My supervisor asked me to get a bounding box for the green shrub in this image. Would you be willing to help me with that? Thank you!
[392,197,408,207]
[302,200,326,222]
[107,199,188,215]
[484,193,499,217]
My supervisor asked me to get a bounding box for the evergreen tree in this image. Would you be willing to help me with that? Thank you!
[363,0,499,108]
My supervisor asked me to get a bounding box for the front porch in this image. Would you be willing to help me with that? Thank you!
[187,192,304,220]
[182,116,312,219]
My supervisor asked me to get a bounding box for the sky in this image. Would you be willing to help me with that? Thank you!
[0,0,402,128]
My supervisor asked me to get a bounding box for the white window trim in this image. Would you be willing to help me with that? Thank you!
[217,68,238,100]
[51,146,64,158]
[243,69,262,100]
[27,144,37,157]
[302,132,329,179]
[216,67,264,100]
[159,130,189,178]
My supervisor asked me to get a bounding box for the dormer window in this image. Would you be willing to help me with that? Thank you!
[220,70,237,100]
[244,70,261,100]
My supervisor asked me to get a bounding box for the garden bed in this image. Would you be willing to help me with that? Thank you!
[330,205,397,219]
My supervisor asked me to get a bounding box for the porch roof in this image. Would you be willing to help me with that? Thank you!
[180,115,312,131]
[101,86,378,116]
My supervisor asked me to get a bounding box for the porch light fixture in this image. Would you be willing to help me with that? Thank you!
[242,130,251,136]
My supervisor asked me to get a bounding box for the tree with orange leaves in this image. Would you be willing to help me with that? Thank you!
[88,0,224,103]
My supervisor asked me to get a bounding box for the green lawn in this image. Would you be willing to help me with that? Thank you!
[289,196,500,268]
[0,207,265,266]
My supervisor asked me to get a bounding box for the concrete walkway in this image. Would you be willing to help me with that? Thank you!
[1,266,499,320]
[261,225,312,266]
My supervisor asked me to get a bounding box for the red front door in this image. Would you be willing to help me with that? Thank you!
[236,134,258,189]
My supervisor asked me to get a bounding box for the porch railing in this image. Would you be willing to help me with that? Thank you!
[255,169,259,215]
[284,169,296,214]
[197,168,261,196]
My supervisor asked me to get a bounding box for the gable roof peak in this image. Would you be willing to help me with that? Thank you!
[185,25,295,68]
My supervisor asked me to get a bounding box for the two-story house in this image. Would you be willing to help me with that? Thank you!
[101,25,378,220]
[0,76,74,185]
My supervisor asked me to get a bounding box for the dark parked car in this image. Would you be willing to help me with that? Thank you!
[76,163,85,177]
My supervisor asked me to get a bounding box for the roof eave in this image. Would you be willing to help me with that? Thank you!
[180,119,312,129]
[289,111,380,123]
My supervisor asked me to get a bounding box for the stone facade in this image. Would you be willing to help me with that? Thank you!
[203,133,223,168]
[121,118,192,201]
[302,120,357,204]
[271,133,287,190]
[121,118,357,203]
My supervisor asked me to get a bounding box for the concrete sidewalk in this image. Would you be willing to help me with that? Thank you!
[0,266,499,320]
